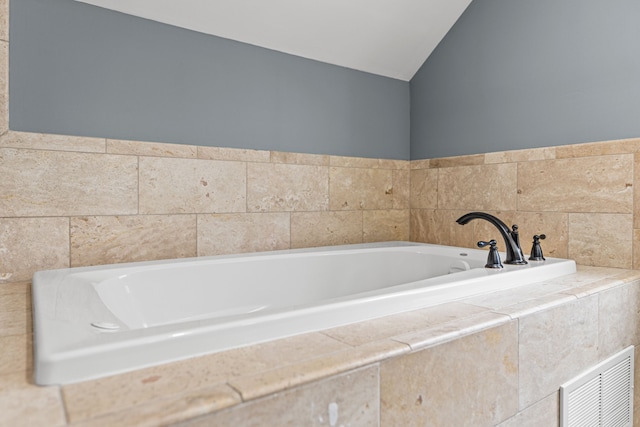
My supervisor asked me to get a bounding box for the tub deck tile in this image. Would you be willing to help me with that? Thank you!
[462,282,573,311]
[65,384,241,427]
[391,311,511,352]
[0,372,66,427]
[0,334,32,376]
[228,339,409,402]
[61,332,349,422]
[0,281,32,337]
[559,277,625,298]
[321,301,488,347]
[492,292,578,320]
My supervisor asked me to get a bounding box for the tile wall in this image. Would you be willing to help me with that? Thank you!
[0,131,410,283]
[3,131,639,282]
[410,141,640,270]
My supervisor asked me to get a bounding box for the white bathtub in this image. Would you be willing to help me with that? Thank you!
[32,241,576,385]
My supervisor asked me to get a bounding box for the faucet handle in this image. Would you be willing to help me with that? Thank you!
[477,240,503,269]
[529,234,546,261]
[510,224,521,248]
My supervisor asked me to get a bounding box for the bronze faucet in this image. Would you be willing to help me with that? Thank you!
[456,212,528,265]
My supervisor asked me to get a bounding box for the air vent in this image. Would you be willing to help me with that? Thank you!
[560,346,635,427]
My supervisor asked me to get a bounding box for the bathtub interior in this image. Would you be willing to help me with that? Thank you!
[88,249,487,329]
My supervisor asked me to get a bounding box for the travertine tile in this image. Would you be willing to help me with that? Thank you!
[322,301,488,347]
[270,151,329,166]
[392,311,511,351]
[410,158,430,169]
[1,148,138,216]
[485,146,556,164]
[0,283,32,336]
[568,213,633,268]
[610,269,640,284]
[0,334,31,376]
[229,340,407,401]
[429,153,485,168]
[437,163,518,211]
[634,229,640,269]
[107,139,197,158]
[139,157,246,214]
[555,265,628,286]
[0,373,66,427]
[0,217,69,283]
[186,366,379,427]
[0,304,31,336]
[197,213,290,256]
[635,153,640,228]
[0,281,30,297]
[362,209,409,242]
[598,281,640,358]
[511,211,569,259]
[392,168,410,209]
[0,41,7,136]
[410,168,438,209]
[63,332,348,422]
[560,277,624,299]
[555,138,640,158]
[70,215,197,267]
[409,209,433,243]
[329,167,394,210]
[463,282,572,311]
[636,345,640,427]
[494,293,578,321]
[198,146,269,162]
[409,209,475,248]
[0,292,30,315]
[0,131,106,153]
[69,384,241,427]
[518,155,633,213]
[247,163,328,212]
[0,0,8,42]
[290,211,362,248]
[329,155,380,168]
[496,392,559,427]
[518,294,599,409]
[381,321,518,427]
[379,158,410,170]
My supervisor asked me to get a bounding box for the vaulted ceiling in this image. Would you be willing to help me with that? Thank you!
[74,0,472,81]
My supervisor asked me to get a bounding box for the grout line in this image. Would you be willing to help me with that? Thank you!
[136,156,140,215]
[195,213,199,257]
[67,216,71,268]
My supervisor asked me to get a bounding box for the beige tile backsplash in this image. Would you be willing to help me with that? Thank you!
[0,129,412,282]
[0,148,139,217]
[247,162,329,212]
[197,213,290,256]
[410,137,640,269]
[70,215,197,267]
[517,155,633,213]
[2,130,640,280]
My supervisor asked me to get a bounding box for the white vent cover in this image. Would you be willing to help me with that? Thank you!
[560,346,635,427]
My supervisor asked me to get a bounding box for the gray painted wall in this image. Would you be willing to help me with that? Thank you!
[9,0,410,159]
[411,0,640,160]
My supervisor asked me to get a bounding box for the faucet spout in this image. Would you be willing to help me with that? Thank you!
[456,212,528,265]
